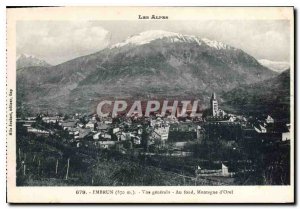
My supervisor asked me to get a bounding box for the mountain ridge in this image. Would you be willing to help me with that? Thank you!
[258,59,290,73]
[17,54,52,69]
[110,30,234,50]
[17,30,277,115]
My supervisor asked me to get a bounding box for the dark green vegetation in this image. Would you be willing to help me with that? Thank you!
[239,139,290,185]
[16,130,215,186]
[17,120,290,186]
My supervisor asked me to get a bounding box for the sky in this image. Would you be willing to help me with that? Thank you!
[17,20,291,65]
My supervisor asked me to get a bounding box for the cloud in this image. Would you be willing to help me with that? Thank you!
[17,21,110,65]
[177,20,290,62]
[17,20,290,64]
[250,30,290,61]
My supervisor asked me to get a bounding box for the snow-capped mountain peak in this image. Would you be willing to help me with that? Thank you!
[17,53,36,60]
[110,30,232,50]
[17,53,51,69]
[258,59,290,73]
[201,38,230,50]
[112,30,179,48]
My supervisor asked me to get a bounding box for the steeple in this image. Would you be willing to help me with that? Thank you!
[211,92,216,100]
[210,92,218,116]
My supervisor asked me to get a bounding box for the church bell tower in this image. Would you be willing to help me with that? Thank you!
[210,92,218,116]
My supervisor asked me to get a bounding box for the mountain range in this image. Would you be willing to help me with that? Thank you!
[17,54,51,69]
[258,59,290,73]
[17,30,284,116]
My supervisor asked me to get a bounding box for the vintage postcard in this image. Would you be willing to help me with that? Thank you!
[6,7,294,203]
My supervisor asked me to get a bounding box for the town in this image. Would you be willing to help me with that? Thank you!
[16,93,291,186]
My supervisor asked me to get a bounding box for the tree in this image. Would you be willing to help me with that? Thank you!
[63,114,69,120]
[141,126,150,151]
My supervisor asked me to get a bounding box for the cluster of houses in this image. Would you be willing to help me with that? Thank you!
[17,113,174,151]
[203,93,291,143]
[16,104,291,179]
[17,107,291,153]
[17,93,291,154]
[250,115,291,142]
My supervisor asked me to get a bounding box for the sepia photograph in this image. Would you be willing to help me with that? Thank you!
[6,6,294,203]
